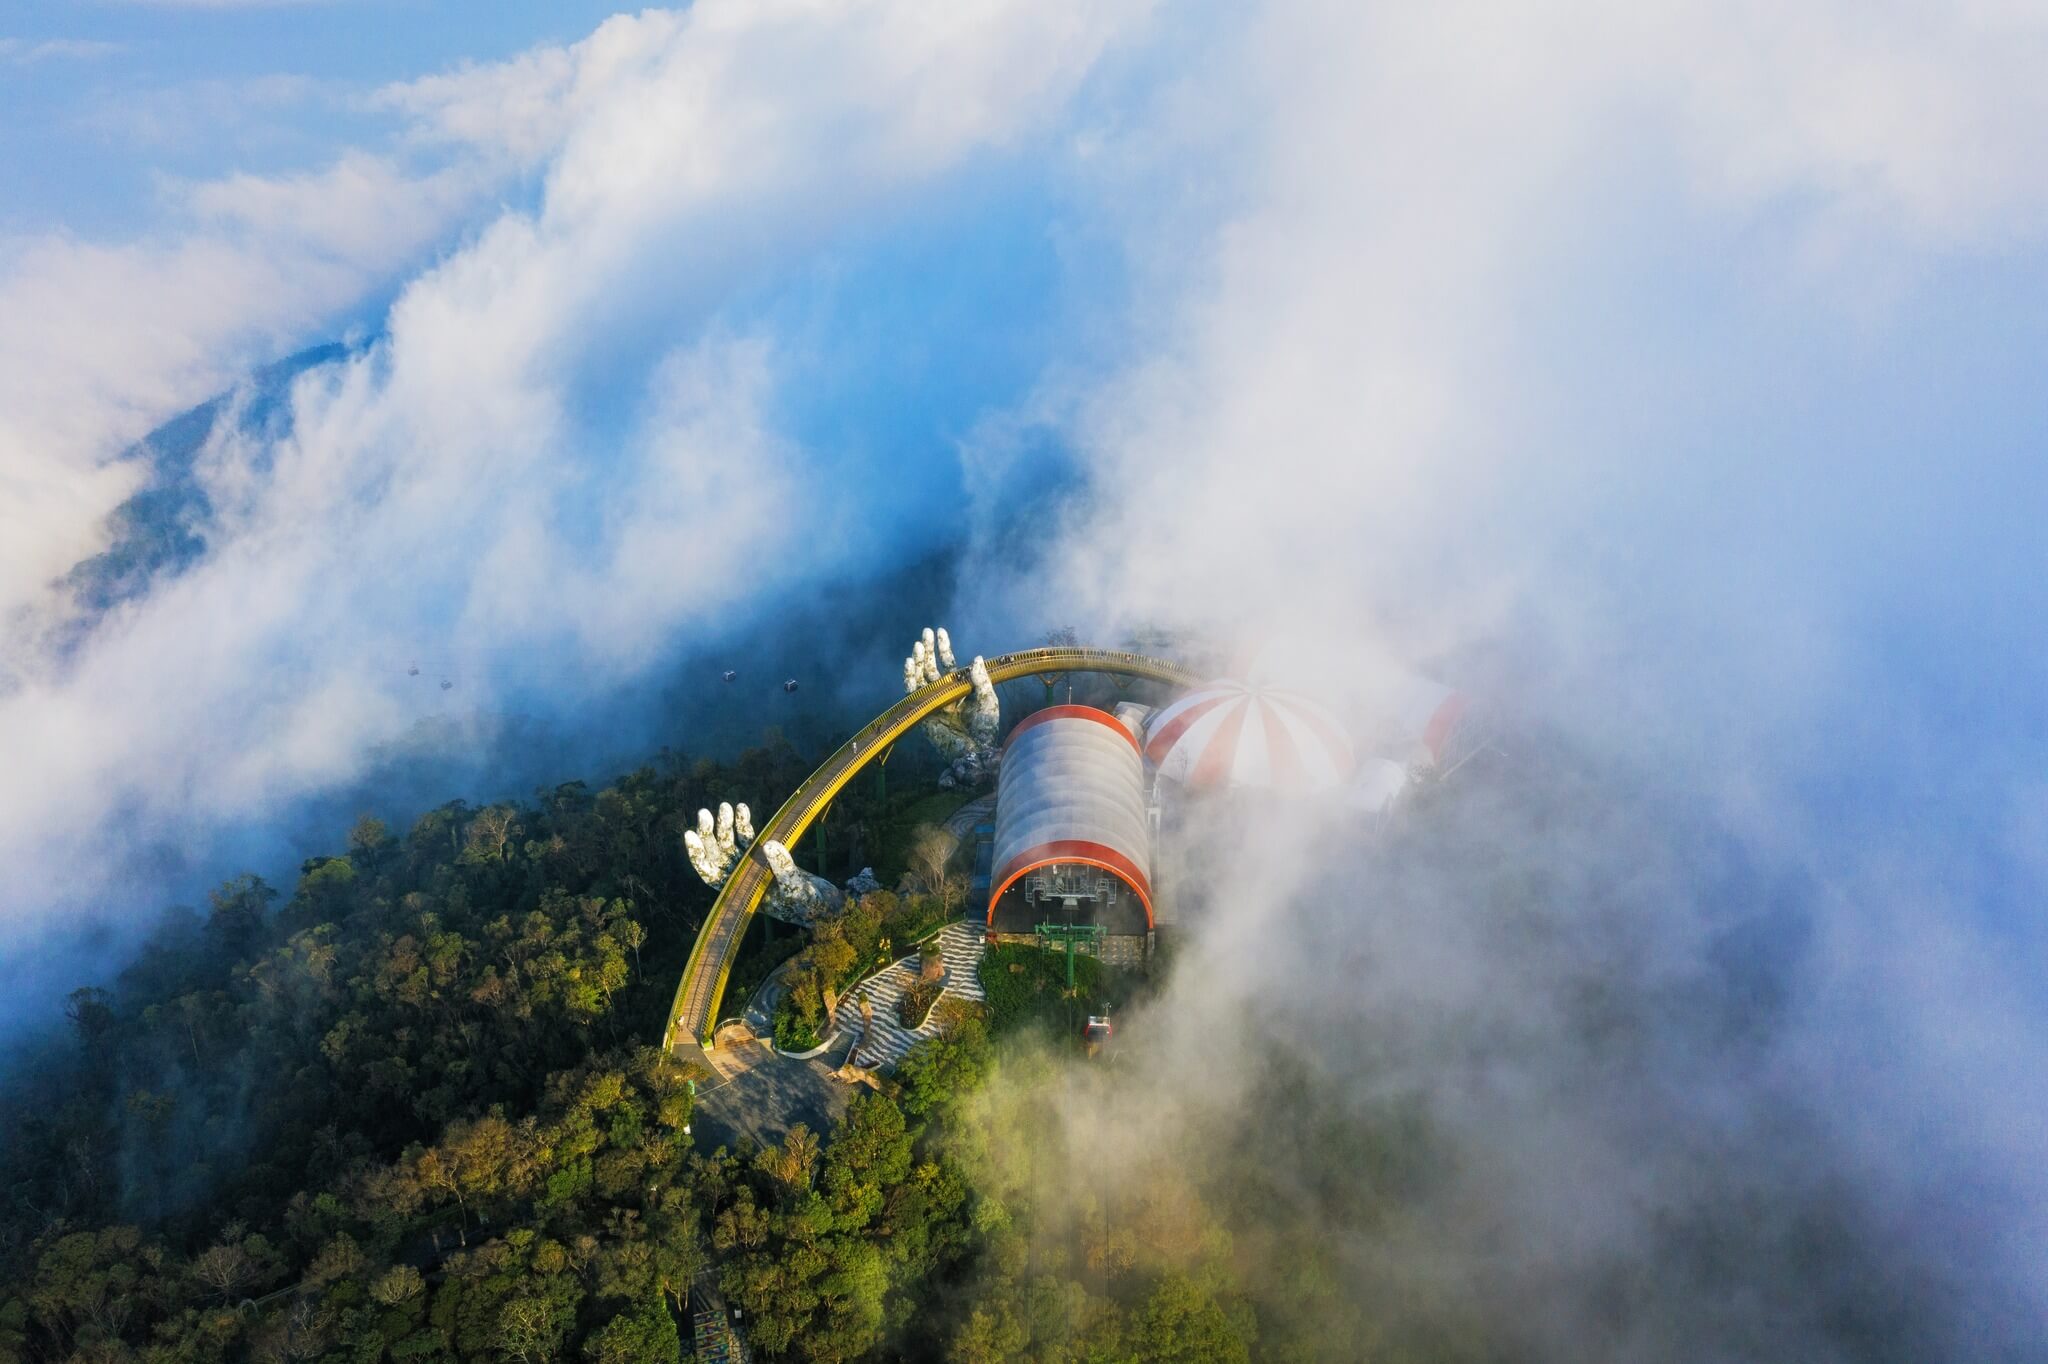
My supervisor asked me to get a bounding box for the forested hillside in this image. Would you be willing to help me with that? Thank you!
[0,733,1306,1364]
[0,738,810,1361]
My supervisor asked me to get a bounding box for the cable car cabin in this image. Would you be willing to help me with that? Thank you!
[987,705,1154,964]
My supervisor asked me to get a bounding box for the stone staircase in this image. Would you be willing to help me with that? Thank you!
[837,921,986,1071]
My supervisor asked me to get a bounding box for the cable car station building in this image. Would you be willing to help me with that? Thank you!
[987,705,1154,965]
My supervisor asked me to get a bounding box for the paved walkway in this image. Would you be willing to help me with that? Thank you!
[941,793,995,841]
[837,922,987,1071]
[689,1029,853,1151]
[689,924,986,1149]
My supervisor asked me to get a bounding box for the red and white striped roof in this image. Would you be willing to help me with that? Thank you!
[1144,679,1355,790]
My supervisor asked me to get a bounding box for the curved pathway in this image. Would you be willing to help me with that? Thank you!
[666,647,1196,1056]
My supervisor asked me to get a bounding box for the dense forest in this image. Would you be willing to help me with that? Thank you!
[0,730,1332,1364]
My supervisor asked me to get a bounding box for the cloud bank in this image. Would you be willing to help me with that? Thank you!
[0,38,123,65]
[0,0,1149,982]
[949,3,2048,1356]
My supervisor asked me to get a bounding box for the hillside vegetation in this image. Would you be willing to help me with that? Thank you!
[0,742,1304,1363]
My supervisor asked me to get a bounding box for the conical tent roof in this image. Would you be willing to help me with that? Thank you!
[1144,679,1355,789]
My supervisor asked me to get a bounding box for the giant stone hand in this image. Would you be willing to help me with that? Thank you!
[760,839,844,925]
[683,802,753,886]
[903,626,1000,788]
[684,800,841,925]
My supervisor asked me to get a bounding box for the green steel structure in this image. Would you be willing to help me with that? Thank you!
[1033,921,1107,989]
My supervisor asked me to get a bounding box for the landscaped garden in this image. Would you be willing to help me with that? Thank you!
[768,885,960,1049]
[977,941,1141,1040]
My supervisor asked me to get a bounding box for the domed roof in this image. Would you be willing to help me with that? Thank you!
[1144,679,1354,789]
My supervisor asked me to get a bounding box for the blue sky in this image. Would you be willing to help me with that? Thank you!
[2,2,2046,1340]
[2,2,620,238]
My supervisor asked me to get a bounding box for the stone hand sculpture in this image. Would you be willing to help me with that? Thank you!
[683,801,843,925]
[682,802,752,886]
[760,839,844,925]
[902,626,1000,787]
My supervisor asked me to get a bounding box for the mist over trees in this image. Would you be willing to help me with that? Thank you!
[0,726,1995,1363]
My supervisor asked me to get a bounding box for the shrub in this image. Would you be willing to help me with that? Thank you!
[897,979,943,1030]
[884,893,950,948]
[773,994,823,1052]
[930,997,983,1032]
[976,943,1125,1037]
[370,1264,424,1306]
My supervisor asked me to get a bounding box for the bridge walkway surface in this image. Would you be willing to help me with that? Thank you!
[665,647,1197,1055]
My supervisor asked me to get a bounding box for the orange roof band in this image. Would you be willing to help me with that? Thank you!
[987,839,1154,929]
[1003,703,1141,753]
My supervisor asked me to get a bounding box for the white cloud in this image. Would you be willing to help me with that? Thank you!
[0,38,122,64]
[0,154,496,638]
[368,18,656,166]
[0,0,1150,932]
[1012,0,2048,750]
[1658,1,2048,246]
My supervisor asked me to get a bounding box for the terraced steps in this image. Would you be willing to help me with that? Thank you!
[836,921,986,1070]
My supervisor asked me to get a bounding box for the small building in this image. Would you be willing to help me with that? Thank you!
[987,704,1153,964]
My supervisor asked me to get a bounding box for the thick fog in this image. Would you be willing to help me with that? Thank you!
[954,4,2048,1357]
[3,2,2045,1353]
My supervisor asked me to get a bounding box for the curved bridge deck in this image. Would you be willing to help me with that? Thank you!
[665,646,1197,1054]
